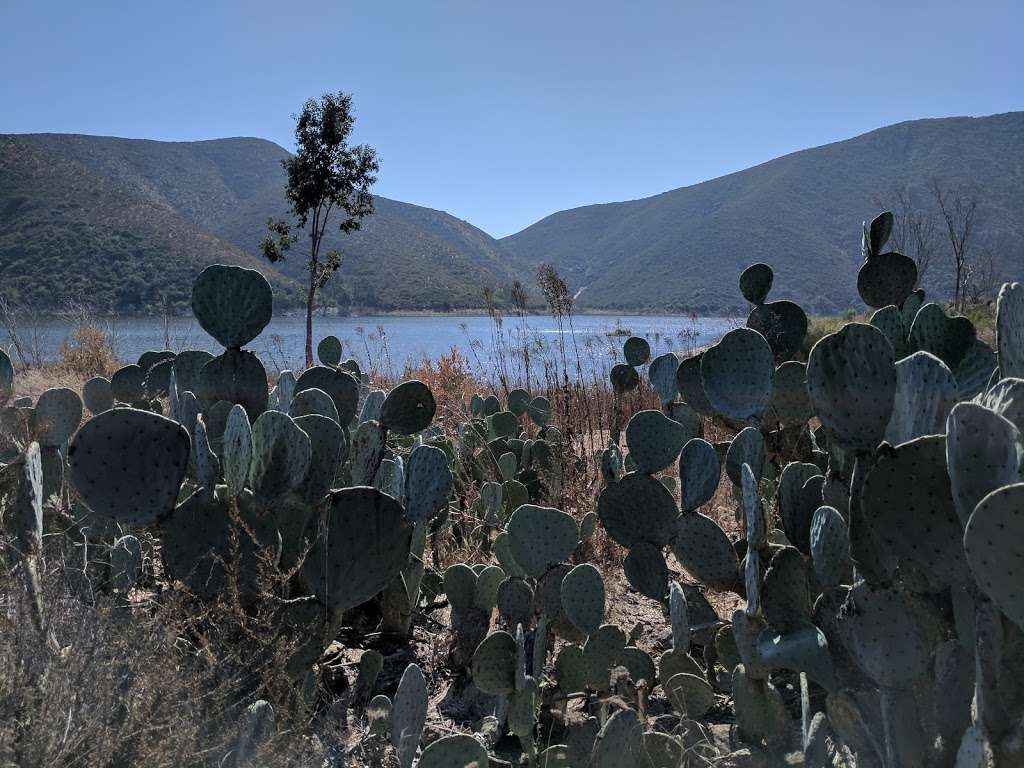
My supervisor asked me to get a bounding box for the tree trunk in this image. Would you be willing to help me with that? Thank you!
[305,263,316,369]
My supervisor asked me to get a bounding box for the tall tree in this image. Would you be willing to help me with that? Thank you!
[262,92,379,367]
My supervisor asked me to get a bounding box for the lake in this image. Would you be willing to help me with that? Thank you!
[16,313,740,380]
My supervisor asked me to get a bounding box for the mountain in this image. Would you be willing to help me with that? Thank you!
[0,134,520,312]
[501,112,1024,313]
[3,113,1022,315]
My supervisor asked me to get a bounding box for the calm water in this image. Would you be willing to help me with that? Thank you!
[25,314,740,379]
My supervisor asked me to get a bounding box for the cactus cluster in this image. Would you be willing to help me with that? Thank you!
[4,210,1024,767]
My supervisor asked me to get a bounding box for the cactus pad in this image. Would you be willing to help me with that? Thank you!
[295,366,359,426]
[294,414,344,503]
[997,282,1024,378]
[403,444,453,522]
[725,426,765,487]
[625,409,690,474]
[378,380,435,435]
[171,350,214,397]
[591,708,643,768]
[768,361,812,427]
[675,353,715,416]
[598,471,677,548]
[807,322,895,452]
[809,506,848,588]
[623,336,651,367]
[198,350,268,420]
[583,624,628,691]
[472,630,517,695]
[671,513,739,592]
[288,386,340,422]
[664,672,715,717]
[418,734,488,768]
[946,402,1022,526]
[391,662,427,768]
[555,644,588,693]
[676,438,718,512]
[623,542,669,601]
[963,483,1024,631]
[316,335,343,367]
[528,396,551,427]
[0,349,12,406]
[761,547,811,631]
[908,302,977,369]
[755,623,836,693]
[610,363,640,394]
[111,364,146,404]
[648,353,680,404]
[561,563,605,636]
[507,504,578,577]
[857,252,918,309]
[740,263,774,305]
[68,408,190,526]
[191,264,273,349]
[885,351,958,445]
[82,376,114,415]
[302,486,412,613]
[247,410,311,502]
[777,462,823,554]
[497,577,534,627]
[34,387,82,446]
[747,300,808,361]
[700,328,774,421]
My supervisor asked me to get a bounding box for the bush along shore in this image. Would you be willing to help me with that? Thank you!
[2,211,1024,767]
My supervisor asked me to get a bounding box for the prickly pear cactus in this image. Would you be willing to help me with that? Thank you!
[418,734,488,768]
[623,336,651,367]
[68,408,190,527]
[0,348,12,406]
[946,402,1022,526]
[671,513,739,592]
[610,363,640,394]
[648,353,680,404]
[82,376,114,415]
[248,410,312,503]
[222,404,252,497]
[857,252,918,309]
[809,506,848,588]
[908,302,976,370]
[700,327,774,421]
[862,434,970,589]
[33,387,82,447]
[964,483,1024,631]
[381,380,436,435]
[885,351,958,445]
[403,444,453,521]
[316,335,343,367]
[507,504,578,578]
[472,630,517,695]
[740,263,773,305]
[391,662,428,768]
[623,542,669,600]
[625,409,690,474]
[191,264,273,349]
[293,413,344,503]
[198,349,269,420]
[807,322,896,452]
[747,300,808,361]
[294,366,359,426]
[679,438,720,512]
[997,282,1024,378]
[288,386,339,422]
[302,486,412,613]
[560,563,605,636]
[598,471,677,548]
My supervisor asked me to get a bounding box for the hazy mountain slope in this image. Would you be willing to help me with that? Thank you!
[501,112,1024,312]
[0,134,521,312]
[0,134,301,312]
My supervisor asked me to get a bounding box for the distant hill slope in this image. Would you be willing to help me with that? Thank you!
[501,112,1024,313]
[3,113,1022,315]
[0,134,520,312]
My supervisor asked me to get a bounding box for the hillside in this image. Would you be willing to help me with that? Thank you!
[0,134,521,312]
[502,112,1024,313]
[2,113,1022,314]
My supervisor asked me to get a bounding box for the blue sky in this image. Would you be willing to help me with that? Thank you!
[1,1,1020,237]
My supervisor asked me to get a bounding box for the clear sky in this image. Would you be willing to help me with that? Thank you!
[1,1,1020,237]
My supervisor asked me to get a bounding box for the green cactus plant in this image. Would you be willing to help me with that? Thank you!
[191,264,273,350]
[68,408,190,526]
[700,328,774,421]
